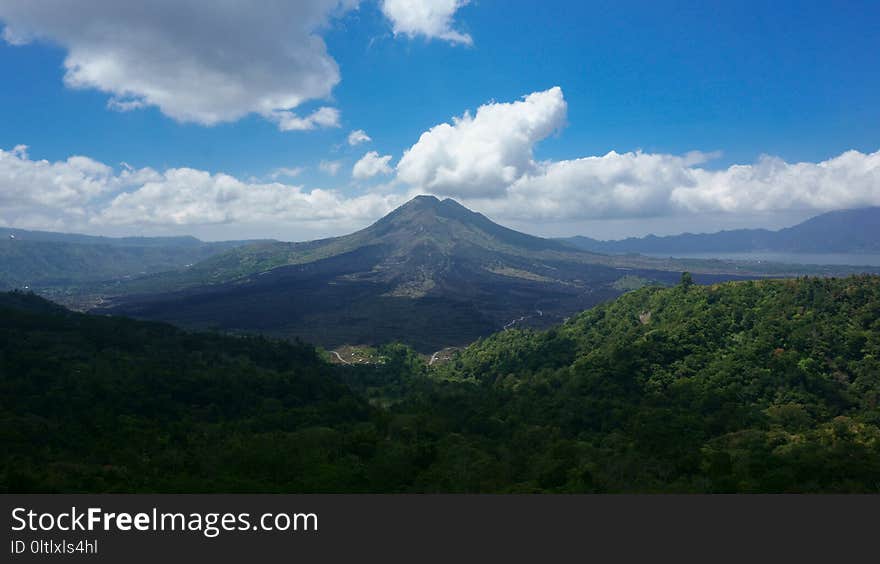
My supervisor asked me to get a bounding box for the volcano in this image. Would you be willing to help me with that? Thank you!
[96,196,706,351]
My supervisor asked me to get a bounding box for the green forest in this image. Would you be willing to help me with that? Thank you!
[2,275,880,492]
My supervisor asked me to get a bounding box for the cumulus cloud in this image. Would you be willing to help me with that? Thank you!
[381,0,472,45]
[270,107,341,132]
[347,129,372,146]
[450,149,880,221]
[0,1,354,128]
[0,145,159,229]
[2,141,879,239]
[395,87,880,222]
[97,169,400,227]
[675,151,880,214]
[353,151,393,179]
[489,150,708,220]
[320,160,343,176]
[396,87,567,196]
[2,88,879,239]
[0,145,404,234]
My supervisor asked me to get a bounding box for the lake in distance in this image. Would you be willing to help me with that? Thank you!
[642,252,880,267]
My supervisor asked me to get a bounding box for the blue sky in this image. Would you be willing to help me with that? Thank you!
[0,1,878,240]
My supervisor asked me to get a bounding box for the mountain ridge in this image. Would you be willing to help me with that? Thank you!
[561,207,880,254]
[0,227,263,292]
[12,196,872,351]
[95,195,711,351]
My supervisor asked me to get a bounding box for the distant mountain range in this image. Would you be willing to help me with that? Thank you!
[560,207,880,255]
[0,226,263,290]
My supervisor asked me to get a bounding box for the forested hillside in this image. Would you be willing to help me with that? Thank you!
[0,228,259,291]
[0,292,376,492]
[3,275,879,492]
[429,274,880,491]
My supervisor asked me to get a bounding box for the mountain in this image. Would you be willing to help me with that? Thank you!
[97,195,734,351]
[561,207,880,255]
[92,197,878,351]
[0,226,264,294]
[0,226,208,247]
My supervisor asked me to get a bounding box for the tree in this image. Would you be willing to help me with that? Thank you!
[680,271,694,291]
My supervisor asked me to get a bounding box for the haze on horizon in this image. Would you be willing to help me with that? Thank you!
[0,1,878,242]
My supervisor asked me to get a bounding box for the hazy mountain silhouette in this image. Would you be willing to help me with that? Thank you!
[561,207,880,255]
[0,226,261,290]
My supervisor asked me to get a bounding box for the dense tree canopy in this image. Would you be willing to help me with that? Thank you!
[2,275,879,492]
[430,275,880,491]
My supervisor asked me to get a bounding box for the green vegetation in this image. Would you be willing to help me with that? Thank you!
[0,231,257,299]
[0,291,377,492]
[431,275,880,491]
[3,275,880,492]
[611,274,654,291]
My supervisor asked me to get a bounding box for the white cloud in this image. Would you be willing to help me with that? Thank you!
[270,167,305,180]
[320,160,343,176]
[485,150,705,220]
[2,88,879,240]
[676,151,880,214]
[270,107,341,132]
[0,1,355,128]
[395,86,880,222]
[381,0,472,45]
[0,145,406,235]
[482,149,878,220]
[396,87,567,197]
[353,151,393,179]
[107,97,147,112]
[347,129,372,146]
[0,145,159,229]
[97,169,401,227]
[451,149,880,222]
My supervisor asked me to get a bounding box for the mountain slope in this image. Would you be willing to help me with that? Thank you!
[107,195,582,292]
[561,207,880,254]
[0,226,208,247]
[97,197,873,351]
[98,196,726,351]
[0,226,263,292]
